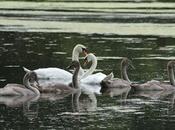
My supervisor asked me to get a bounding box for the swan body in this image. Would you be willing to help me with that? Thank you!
[0,72,40,96]
[80,72,114,94]
[101,78,131,90]
[101,87,131,98]
[81,72,107,85]
[133,90,175,100]
[100,58,133,92]
[131,61,175,91]
[131,80,175,91]
[31,68,72,84]
[23,44,87,82]
[131,80,164,91]
[80,53,112,85]
[0,85,37,96]
[37,61,80,93]
[38,83,75,94]
[80,83,101,95]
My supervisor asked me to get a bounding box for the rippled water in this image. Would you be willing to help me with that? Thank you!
[0,0,175,129]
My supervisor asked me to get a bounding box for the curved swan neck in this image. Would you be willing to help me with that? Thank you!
[23,73,40,95]
[168,65,175,86]
[80,55,97,79]
[72,46,80,61]
[121,64,130,82]
[72,64,80,89]
[72,45,84,77]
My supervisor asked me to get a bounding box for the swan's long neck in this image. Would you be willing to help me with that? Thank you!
[72,46,84,77]
[80,56,97,79]
[72,47,79,61]
[72,90,81,112]
[168,66,175,86]
[23,73,40,95]
[72,64,80,89]
[121,64,130,82]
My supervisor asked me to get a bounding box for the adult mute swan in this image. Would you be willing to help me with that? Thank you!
[100,58,133,93]
[23,44,88,84]
[131,61,175,91]
[0,71,40,96]
[37,60,81,93]
[80,53,113,85]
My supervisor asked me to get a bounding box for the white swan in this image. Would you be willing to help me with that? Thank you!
[0,71,40,96]
[37,61,81,94]
[80,53,113,85]
[23,44,88,85]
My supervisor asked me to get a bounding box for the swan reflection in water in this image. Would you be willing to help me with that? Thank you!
[72,89,97,112]
[22,95,40,120]
[0,95,39,108]
[132,90,175,110]
[0,94,40,120]
[101,87,131,99]
[133,90,175,100]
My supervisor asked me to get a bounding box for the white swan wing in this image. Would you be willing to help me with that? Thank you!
[34,68,72,81]
[80,84,101,95]
[81,72,107,85]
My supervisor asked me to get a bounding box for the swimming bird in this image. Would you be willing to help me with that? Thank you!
[37,60,81,93]
[80,53,113,85]
[131,61,175,91]
[0,71,40,96]
[23,44,88,84]
[100,58,134,93]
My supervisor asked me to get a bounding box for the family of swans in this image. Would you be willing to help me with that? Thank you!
[1,44,175,96]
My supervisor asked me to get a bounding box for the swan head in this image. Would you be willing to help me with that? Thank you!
[84,53,97,66]
[24,71,39,89]
[167,61,175,69]
[100,79,112,90]
[100,73,114,92]
[121,57,135,69]
[74,44,88,56]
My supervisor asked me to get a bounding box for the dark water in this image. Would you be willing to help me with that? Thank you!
[0,0,175,129]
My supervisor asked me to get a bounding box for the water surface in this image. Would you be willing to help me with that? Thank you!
[0,0,175,129]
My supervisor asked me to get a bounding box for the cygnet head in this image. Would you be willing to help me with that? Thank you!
[100,79,113,93]
[121,57,135,69]
[167,61,175,69]
[74,44,88,56]
[23,71,39,89]
[67,60,80,69]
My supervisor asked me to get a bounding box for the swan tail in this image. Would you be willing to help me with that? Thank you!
[108,72,114,79]
[102,72,114,81]
[23,67,31,73]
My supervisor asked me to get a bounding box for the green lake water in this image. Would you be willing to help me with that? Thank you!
[0,0,175,129]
